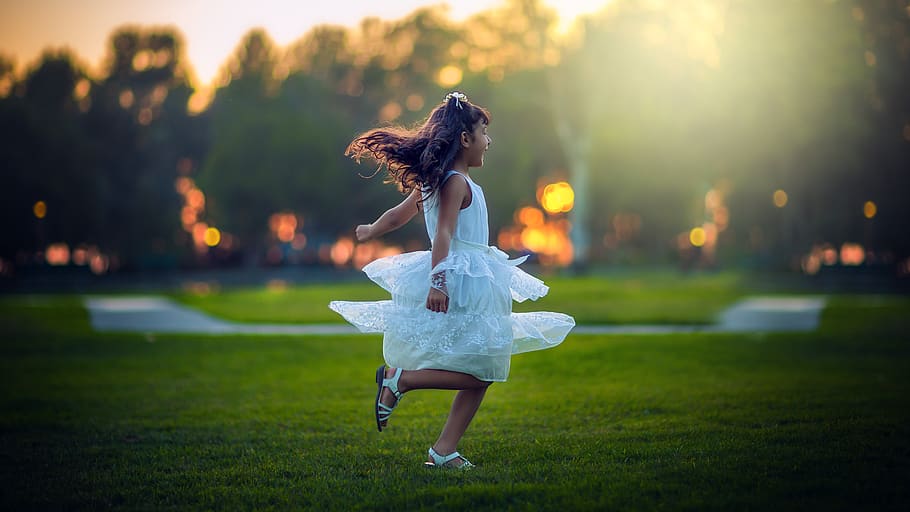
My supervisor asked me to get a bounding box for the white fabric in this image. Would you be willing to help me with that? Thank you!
[329,171,575,382]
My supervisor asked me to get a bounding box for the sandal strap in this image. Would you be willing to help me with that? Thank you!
[381,367,403,399]
[377,401,396,420]
[428,447,469,466]
[376,367,403,427]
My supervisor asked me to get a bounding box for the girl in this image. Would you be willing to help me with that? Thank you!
[329,92,574,469]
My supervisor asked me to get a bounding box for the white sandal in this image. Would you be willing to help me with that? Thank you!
[424,447,475,469]
[374,365,403,432]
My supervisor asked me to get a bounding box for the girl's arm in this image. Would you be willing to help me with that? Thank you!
[426,175,470,313]
[355,189,421,242]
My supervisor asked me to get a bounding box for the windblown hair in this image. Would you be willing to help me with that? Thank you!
[345,93,491,202]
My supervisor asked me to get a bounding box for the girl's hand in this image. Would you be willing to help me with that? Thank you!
[355,224,373,242]
[426,288,449,313]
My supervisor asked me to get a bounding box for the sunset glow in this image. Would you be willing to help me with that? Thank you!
[0,1,613,88]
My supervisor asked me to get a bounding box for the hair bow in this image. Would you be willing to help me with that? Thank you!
[445,91,466,109]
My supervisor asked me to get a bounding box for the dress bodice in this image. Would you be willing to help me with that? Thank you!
[422,171,489,245]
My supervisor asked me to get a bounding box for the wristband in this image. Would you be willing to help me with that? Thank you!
[430,270,448,297]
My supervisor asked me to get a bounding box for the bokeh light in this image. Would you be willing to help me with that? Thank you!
[33,201,46,219]
[119,90,134,109]
[773,190,788,208]
[269,212,299,243]
[45,243,70,266]
[436,65,463,87]
[378,101,403,122]
[203,227,221,247]
[330,237,355,267]
[840,243,865,266]
[864,201,877,219]
[689,227,706,247]
[516,206,544,227]
[539,182,574,214]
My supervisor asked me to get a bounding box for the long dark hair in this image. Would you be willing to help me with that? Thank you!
[345,92,491,202]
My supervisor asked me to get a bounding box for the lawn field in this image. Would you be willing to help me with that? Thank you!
[1,283,909,510]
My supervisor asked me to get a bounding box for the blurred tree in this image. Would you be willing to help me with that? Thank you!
[197,30,281,258]
[0,53,33,260]
[3,0,908,273]
[199,29,365,260]
[549,0,895,268]
[86,27,203,269]
[0,50,96,260]
[850,0,910,257]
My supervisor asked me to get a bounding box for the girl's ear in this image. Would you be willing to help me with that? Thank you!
[460,131,470,148]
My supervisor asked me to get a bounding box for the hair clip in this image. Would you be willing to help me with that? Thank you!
[445,91,466,109]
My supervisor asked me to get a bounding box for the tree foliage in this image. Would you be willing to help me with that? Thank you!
[1,0,907,272]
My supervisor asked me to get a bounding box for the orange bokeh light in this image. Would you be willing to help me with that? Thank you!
[45,243,70,266]
[175,177,193,195]
[539,181,574,214]
[840,243,865,266]
[192,223,209,246]
[72,247,88,266]
[330,237,355,266]
[499,184,575,267]
[269,212,299,243]
[89,253,109,275]
[33,200,47,219]
[181,206,197,227]
[863,201,877,219]
[186,189,205,210]
[520,227,548,253]
[516,206,544,227]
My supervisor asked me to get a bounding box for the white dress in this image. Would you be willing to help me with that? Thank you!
[329,171,575,382]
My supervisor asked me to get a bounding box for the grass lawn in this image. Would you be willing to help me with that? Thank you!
[173,270,753,325]
[1,284,909,510]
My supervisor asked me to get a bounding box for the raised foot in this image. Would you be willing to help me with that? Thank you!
[375,365,403,432]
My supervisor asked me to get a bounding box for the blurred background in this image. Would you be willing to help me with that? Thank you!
[1,0,908,289]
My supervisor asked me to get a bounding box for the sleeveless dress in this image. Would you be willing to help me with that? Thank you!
[329,171,575,382]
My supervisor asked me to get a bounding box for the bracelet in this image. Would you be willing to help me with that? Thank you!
[430,270,448,297]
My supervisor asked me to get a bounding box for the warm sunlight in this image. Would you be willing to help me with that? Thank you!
[0,1,613,88]
[546,0,614,33]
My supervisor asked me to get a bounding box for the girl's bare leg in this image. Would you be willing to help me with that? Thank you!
[396,368,490,393]
[379,367,491,464]
[430,387,488,464]
[379,367,488,411]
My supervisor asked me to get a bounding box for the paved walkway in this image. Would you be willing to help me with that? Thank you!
[83,295,827,335]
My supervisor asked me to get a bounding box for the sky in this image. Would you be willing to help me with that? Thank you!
[0,0,608,87]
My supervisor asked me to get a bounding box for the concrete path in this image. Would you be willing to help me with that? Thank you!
[83,295,827,336]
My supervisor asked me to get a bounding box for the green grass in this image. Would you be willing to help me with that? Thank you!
[1,286,909,510]
[174,270,752,325]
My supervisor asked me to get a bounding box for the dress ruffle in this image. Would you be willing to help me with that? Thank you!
[328,242,574,381]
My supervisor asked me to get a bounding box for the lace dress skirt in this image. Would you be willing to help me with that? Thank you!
[329,240,575,382]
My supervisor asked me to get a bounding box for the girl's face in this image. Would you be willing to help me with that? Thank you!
[464,121,491,168]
